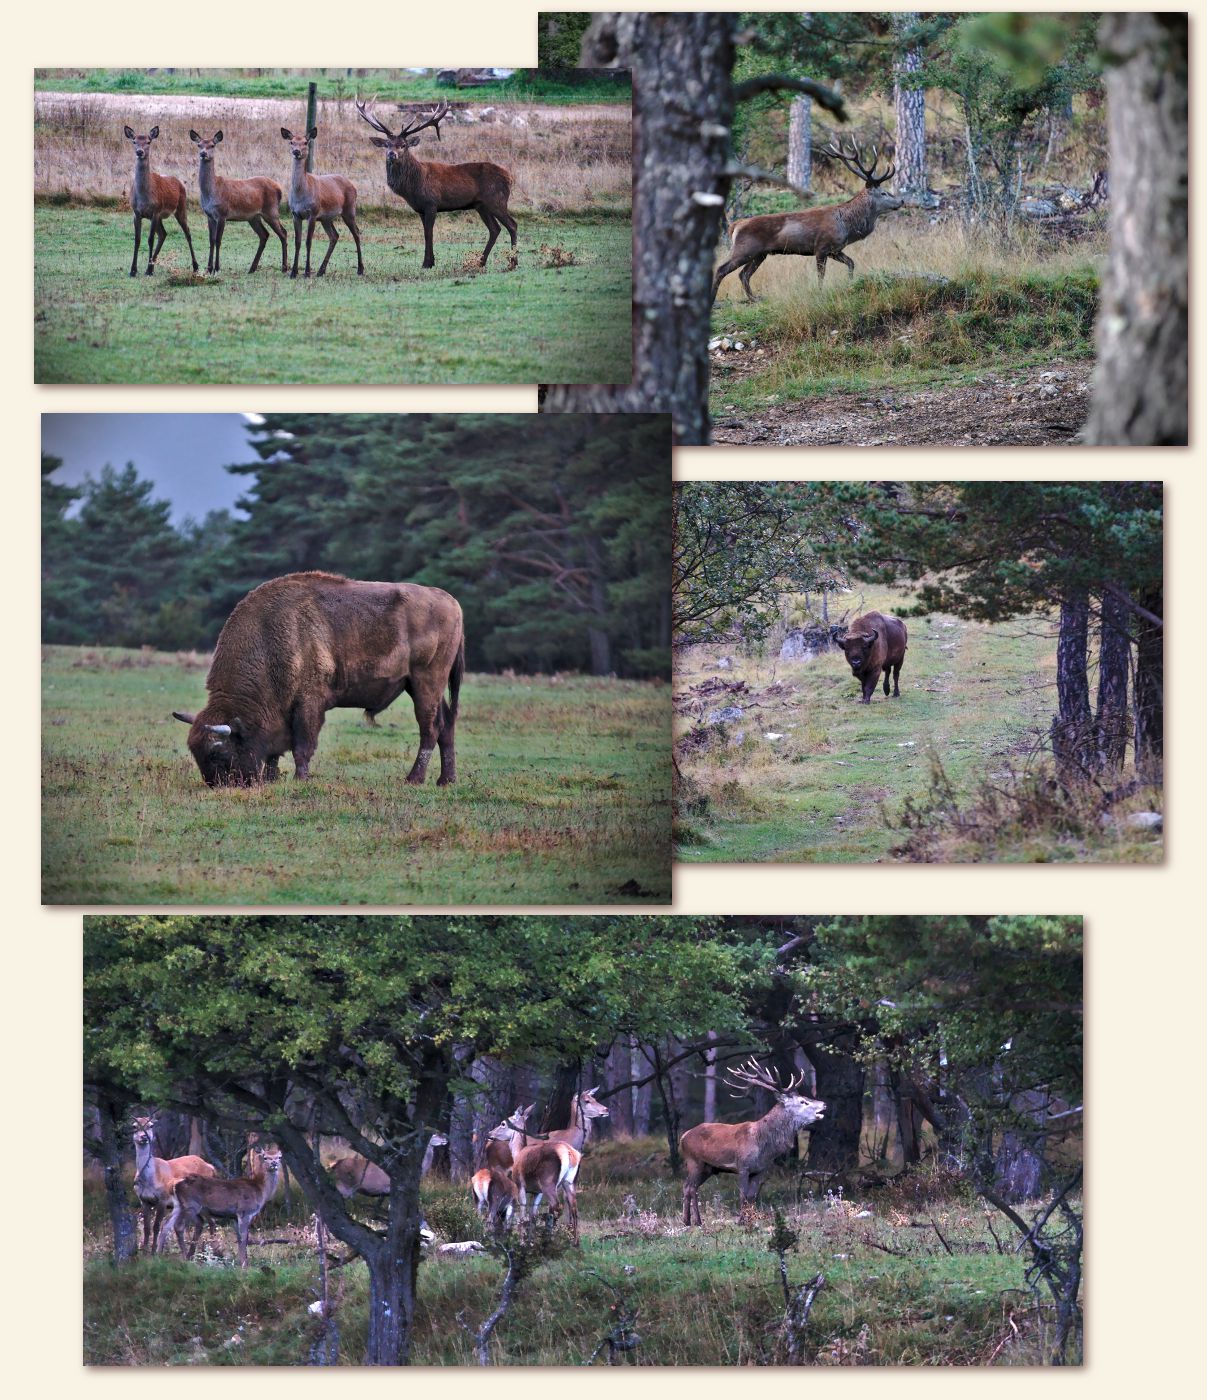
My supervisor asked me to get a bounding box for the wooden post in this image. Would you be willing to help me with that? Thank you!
[305,81,318,173]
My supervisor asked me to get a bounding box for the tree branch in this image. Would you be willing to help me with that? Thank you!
[733,74,848,118]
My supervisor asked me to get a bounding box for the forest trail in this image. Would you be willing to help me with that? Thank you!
[710,360,1093,447]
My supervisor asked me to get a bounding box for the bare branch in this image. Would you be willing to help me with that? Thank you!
[733,74,847,118]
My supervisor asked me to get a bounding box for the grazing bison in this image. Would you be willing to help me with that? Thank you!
[838,610,908,703]
[172,572,464,786]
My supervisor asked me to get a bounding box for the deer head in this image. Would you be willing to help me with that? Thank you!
[575,1086,610,1124]
[356,98,450,165]
[130,1116,157,1149]
[823,136,904,213]
[724,1057,826,1130]
[189,130,224,165]
[124,125,160,165]
[281,127,318,165]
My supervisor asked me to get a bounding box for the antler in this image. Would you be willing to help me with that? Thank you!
[400,101,451,142]
[823,135,895,188]
[723,1056,808,1098]
[355,97,400,140]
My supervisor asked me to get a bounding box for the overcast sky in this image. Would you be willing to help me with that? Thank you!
[41,414,263,523]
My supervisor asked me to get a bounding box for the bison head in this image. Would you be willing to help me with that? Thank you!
[172,711,266,787]
[840,630,878,673]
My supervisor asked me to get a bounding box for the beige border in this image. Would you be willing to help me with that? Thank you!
[12,2,1207,1390]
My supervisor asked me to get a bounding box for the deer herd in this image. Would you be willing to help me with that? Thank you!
[123,1061,823,1267]
[122,100,516,280]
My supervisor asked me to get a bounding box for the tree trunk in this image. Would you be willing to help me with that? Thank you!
[1095,590,1131,777]
[631,1037,652,1135]
[650,1043,683,1175]
[1133,583,1164,780]
[802,1040,864,1174]
[1085,13,1187,444]
[540,11,736,444]
[605,1041,634,1135]
[893,14,927,201]
[96,1093,137,1265]
[787,96,812,192]
[703,1031,719,1122]
[1051,588,1095,783]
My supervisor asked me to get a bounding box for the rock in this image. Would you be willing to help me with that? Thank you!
[764,732,784,741]
[1039,383,1060,398]
[1019,198,1058,218]
[437,1241,486,1257]
[713,656,733,670]
[704,706,745,725]
[1123,811,1163,832]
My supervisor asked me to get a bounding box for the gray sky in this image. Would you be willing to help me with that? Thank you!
[41,413,263,523]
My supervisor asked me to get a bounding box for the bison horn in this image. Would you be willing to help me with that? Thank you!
[867,629,879,643]
[172,711,196,724]
[205,723,233,736]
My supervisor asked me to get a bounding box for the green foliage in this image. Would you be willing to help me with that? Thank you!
[42,414,670,679]
[538,15,595,70]
[34,207,632,386]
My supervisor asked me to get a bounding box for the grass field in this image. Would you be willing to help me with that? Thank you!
[43,647,670,905]
[35,206,631,384]
[675,585,1161,864]
[83,1138,1061,1366]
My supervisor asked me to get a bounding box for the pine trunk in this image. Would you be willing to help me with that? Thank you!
[1085,13,1188,444]
[97,1094,137,1265]
[540,11,736,444]
[1134,583,1164,780]
[1051,589,1095,782]
[802,1040,864,1174]
[893,14,927,201]
[786,96,812,192]
[1095,590,1131,776]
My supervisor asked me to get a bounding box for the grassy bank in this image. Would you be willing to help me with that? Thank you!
[34,206,630,384]
[84,1140,1057,1366]
[675,585,1159,864]
[43,647,670,904]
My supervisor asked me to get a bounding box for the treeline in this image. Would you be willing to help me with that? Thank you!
[42,414,671,679]
[85,914,1083,1364]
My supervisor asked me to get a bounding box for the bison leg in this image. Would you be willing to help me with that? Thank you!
[291,706,326,779]
[264,756,281,782]
[436,697,457,786]
[861,672,880,704]
[891,659,903,697]
[884,667,892,696]
[406,681,444,785]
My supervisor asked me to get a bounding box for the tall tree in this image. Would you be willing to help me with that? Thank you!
[892,13,928,202]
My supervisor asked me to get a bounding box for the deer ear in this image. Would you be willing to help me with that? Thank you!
[369,136,388,148]
[149,126,159,140]
[124,125,135,140]
[213,130,223,143]
[189,130,201,143]
[281,128,293,140]
[408,136,421,148]
[308,126,318,139]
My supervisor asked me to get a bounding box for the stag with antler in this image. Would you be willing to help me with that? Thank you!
[679,1058,826,1225]
[356,99,517,269]
[712,137,904,303]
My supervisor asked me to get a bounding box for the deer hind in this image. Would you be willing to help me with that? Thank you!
[130,1116,217,1254]
[123,125,199,278]
[712,136,904,303]
[161,1144,283,1267]
[679,1057,826,1226]
[356,98,517,269]
[280,127,365,279]
[330,1131,448,1199]
[189,130,287,275]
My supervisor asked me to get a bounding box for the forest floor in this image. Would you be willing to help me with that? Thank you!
[674,585,1162,864]
[83,1139,1065,1366]
[43,647,670,904]
[34,206,631,385]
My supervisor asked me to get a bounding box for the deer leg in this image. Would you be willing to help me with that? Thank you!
[816,254,828,283]
[236,1218,249,1269]
[499,208,518,250]
[248,216,269,273]
[832,251,856,277]
[130,213,143,277]
[304,215,319,277]
[213,218,226,273]
[711,253,756,305]
[149,218,169,273]
[145,217,161,275]
[420,208,437,269]
[316,218,339,277]
[176,199,199,272]
[737,253,767,302]
[186,1215,204,1260]
[476,206,501,265]
[343,208,365,275]
[291,215,303,278]
[265,211,288,272]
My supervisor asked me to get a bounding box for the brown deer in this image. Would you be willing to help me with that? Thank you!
[356,99,517,269]
[161,1145,283,1267]
[712,138,904,303]
[680,1058,826,1226]
[546,1086,610,1151]
[471,1126,521,1236]
[472,1107,531,1216]
[130,1116,217,1254]
[511,1140,582,1244]
[329,1131,447,1199]
[279,128,365,279]
[189,130,287,275]
[123,125,199,278]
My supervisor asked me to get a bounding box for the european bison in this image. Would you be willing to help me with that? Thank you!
[172,571,464,786]
[838,610,908,703]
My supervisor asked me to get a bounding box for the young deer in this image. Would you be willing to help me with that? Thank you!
[189,130,287,275]
[471,1114,528,1227]
[680,1058,826,1225]
[712,137,903,303]
[280,128,364,279]
[356,99,517,269]
[130,1116,217,1254]
[161,1145,283,1267]
[123,125,199,277]
[329,1132,447,1199]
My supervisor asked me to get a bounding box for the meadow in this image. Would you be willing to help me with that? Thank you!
[83,1137,1058,1367]
[34,91,631,384]
[675,585,1161,864]
[43,647,670,905]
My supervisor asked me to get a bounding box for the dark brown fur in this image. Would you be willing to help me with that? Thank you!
[839,610,908,704]
[173,571,463,786]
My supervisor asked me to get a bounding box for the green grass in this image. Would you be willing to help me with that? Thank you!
[675,585,1159,864]
[43,647,669,904]
[34,206,631,384]
[84,1141,1058,1366]
[36,69,631,105]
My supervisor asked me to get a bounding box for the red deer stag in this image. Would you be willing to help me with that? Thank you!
[356,99,517,269]
[680,1058,826,1226]
[712,138,904,303]
[161,1145,283,1267]
[279,128,365,279]
[130,1116,217,1254]
[123,125,199,277]
[189,130,287,275]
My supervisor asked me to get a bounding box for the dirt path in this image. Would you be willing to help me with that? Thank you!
[711,360,1094,447]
